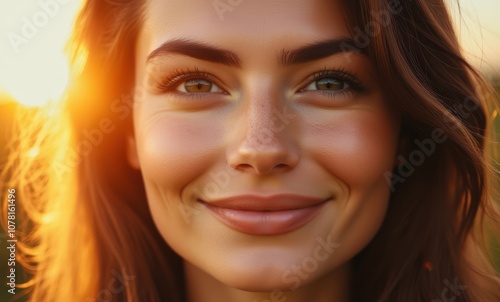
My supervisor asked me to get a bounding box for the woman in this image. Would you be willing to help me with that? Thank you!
[2,0,499,301]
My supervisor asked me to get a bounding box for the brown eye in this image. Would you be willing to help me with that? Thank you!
[313,77,349,91]
[184,79,212,92]
[178,78,222,93]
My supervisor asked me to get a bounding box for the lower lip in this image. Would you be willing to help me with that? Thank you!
[202,201,328,235]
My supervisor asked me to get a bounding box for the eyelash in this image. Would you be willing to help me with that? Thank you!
[154,67,224,94]
[300,68,365,97]
[153,67,365,97]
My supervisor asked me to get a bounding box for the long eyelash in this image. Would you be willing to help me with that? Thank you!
[154,67,215,91]
[311,67,365,91]
[152,67,365,96]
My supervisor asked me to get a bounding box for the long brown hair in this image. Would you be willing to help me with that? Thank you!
[346,1,500,301]
[2,0,499,301]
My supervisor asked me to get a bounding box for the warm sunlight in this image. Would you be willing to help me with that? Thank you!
[0,1,81,107]
[447,0,500,74]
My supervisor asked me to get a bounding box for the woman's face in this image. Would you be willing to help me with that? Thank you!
[130,0,400,293]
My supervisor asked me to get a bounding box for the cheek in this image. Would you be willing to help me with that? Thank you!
[135,113,224,190]
[134,112,227,256]
[305,110,399,188]
[303,107,398,255]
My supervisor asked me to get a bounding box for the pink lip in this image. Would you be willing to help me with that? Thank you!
[200,194,331,235]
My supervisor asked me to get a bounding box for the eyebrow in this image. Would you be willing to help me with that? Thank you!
[146,38,362,67]
[147,38,241,67]
[280,38,363,65]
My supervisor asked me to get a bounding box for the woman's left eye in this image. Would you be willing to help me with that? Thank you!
[303,77,351,92]
[299,70,365,97]
[176,78,223,93]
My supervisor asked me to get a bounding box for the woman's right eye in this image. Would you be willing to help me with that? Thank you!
[176,78,224,93]
[149,68,227,96]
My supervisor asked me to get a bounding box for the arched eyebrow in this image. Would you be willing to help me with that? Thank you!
[146,38,362,66]
[280,38,362,65]
[147,38,242,67]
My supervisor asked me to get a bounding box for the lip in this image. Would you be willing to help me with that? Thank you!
[200,194,331,235]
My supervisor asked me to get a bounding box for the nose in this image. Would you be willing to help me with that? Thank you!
[227,97,299,174]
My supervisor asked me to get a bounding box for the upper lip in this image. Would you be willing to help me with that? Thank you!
[200,194,331,211]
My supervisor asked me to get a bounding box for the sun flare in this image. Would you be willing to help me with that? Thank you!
[0,1,82,107]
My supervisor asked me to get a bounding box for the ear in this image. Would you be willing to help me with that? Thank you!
[126,135,141,170]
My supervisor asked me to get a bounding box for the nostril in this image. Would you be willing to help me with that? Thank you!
[235,163,254,172]
[275,163,289,170]
[227,139,300,174]
[233,163,290,174]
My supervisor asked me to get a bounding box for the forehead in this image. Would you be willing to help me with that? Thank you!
[141,0,353,53]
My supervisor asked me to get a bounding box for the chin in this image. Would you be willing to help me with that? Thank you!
[208,258,327,293]
[216,270,298,293]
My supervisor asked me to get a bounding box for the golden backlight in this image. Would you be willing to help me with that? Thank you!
[0,1,81,107]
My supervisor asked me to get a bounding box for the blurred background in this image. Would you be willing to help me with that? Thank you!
[0,0,499,301]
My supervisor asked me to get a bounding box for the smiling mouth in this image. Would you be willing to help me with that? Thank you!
[199,194,332,235]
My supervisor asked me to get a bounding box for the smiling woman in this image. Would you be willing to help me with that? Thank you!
[1,0,499,302]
